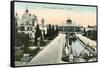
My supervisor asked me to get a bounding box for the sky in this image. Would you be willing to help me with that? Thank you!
[15,2,97,27]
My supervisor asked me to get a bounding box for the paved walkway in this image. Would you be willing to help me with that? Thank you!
[28,34,66,65]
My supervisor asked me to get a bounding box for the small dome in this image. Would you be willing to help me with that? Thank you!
[25,9,29,13]
[66,18,72,23]
[66,18,72,24]
[29,14,31,16]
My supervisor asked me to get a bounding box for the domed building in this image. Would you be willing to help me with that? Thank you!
[17,9,38,39]
[58,18,81,33]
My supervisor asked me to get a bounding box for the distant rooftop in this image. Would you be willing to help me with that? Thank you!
[59,18,78,26]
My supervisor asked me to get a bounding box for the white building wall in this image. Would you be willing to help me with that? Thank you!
[17,10,37,40]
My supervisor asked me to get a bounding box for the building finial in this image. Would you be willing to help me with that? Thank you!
[25,3,29,13]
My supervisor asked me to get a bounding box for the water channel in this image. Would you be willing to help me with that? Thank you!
[62,34,96,62]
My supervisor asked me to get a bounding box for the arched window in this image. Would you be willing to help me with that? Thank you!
[27,27,29,31]
[20,26,25,31]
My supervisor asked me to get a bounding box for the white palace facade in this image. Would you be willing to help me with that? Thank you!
[15,9,38,39]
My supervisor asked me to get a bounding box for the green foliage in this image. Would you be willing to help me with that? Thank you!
[15,52,23,61]
[87,30,91,37]
[51,25,55,35]
[83,28,86,36]
[15,32,32,53]
[91,30,97,40]
[86,30,97,40]
[16,33,31,45]
[35,24,41,39]
[47,24,52,38]
[34,24,41,46]
[46,24,59,40]
[55,25,59,36]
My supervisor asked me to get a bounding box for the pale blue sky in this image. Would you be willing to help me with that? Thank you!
[15,2,96,13]
[15,2,97,27]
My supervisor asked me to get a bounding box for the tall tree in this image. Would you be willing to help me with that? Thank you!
[51,25,55,36]
[23,33,31,53]
[87,30,91,37]
[48,24,52,37]
[35,24,41,48]
[91,30,97,40]
[35,24,41,38]
[83,28,86,36]
[55,25,59,36]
